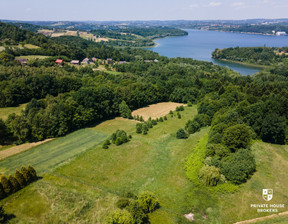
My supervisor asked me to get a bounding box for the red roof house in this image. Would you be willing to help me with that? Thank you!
[55,59,63,65]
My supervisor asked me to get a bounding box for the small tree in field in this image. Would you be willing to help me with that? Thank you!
[27,165,38,181]
[137,191,159,213]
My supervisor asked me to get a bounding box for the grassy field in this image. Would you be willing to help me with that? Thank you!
[0,128,108,174]
[18,55,49,60]
[0,103,27,121]
[0,104,287,224]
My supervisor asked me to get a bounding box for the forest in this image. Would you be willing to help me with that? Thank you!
[212,46,288,67]
[0,23,288,221]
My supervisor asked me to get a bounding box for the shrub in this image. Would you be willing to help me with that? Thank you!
[164,116,167,120]
[139,116,144,122]
[142,124,148,135]
[106,209,133,224]
[205,144,230,158]
[137,191,159,213]
[115,137,122,146]
[199,165,221,186]
[0,206,6,223]
[159,117,163,122]
[116,198,130,209]
[222,124,252,152]
[185,120,200,134]
[127,201,148,224]
[136,123,143,134]
[176,128,188,139]
[187,102,193,107]
[220,149,256,185]
[177,112,181,119]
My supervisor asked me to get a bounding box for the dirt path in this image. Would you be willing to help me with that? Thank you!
[234,211,288,224]
[132,102,186,120]
[0,139,53,160]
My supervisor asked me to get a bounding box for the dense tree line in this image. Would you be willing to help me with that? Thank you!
[212,47,288,66]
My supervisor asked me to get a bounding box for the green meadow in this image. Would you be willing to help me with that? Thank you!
[0,106,287,224]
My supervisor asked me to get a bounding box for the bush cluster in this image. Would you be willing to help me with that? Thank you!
[0,165,37,200]
[135,116,167,135]
[106,191,159,224]
[103,130,131,149]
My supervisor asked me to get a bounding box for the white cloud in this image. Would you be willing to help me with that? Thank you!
[189,4,199,8]
[231,2,245,7]
[208,2,222,7]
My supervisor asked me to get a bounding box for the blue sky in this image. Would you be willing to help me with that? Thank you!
[1,0,288,21]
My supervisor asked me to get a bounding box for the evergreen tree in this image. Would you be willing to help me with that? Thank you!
[0,183,6,199]
[164,116,167,120]
[159,117,164,122]
[8,174,21,192]
[15,169,26,188]
[27,165,37,181]
[0,175,13,195]
[20,166,32,183]
[136,123,142,134]
[176,129,188,139]
[177,112,181,119]
[140,116,144,122]
[142,124,148,135]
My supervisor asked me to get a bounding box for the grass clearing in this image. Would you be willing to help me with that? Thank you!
[18,55,49,60]
[0,128,108,174]
[132,102,186,120]
[0,103,27,121]
[0,139,53,161]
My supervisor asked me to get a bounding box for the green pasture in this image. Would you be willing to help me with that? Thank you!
[0,128,108,174]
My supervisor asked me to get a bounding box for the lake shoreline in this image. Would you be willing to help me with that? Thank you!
[212,58,271,70]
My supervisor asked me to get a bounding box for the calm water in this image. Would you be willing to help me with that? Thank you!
[148,29,288,75]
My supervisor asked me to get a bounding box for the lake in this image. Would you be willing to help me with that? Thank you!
[148,29,288,75]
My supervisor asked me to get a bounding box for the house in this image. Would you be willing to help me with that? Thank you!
[106,58,113,64]
[276,31,287,36]
[15,58,28,65]
[144,60,153,63]
[154,59,159,62]
[81,58,90,64]
[92,57,97,62]
[119,61,127,64]
[55,59,63,65]
[70,60,80,65]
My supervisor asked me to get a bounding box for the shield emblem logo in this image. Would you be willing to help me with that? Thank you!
[262,189,273,201]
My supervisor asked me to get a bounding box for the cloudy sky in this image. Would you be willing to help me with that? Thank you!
[0,0,287,21]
